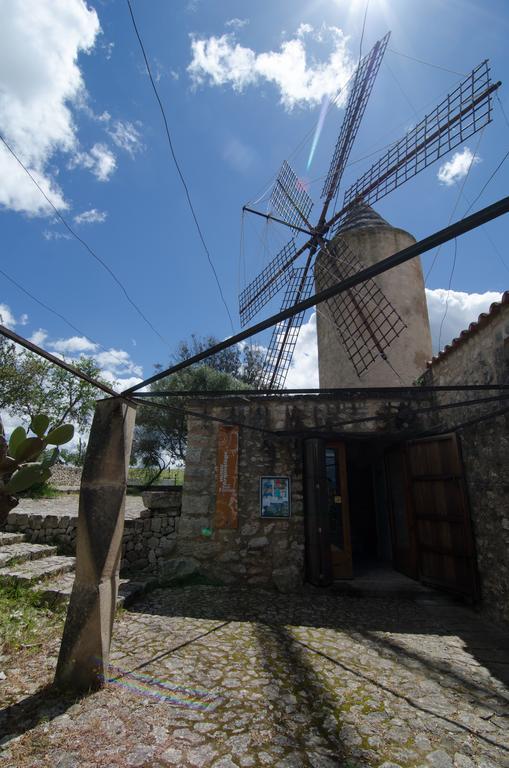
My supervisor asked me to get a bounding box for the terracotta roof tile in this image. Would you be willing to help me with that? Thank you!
[427,291,509,367]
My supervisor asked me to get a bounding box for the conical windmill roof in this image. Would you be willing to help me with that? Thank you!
[337,203,390,234]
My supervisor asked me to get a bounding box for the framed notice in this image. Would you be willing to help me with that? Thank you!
[215,425,239,529]
[260,476,291,519]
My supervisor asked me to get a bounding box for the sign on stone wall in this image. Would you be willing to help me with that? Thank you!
[260,476,291,519]
[215,425,239,529]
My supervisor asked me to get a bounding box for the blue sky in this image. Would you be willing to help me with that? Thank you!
[0,0,508,393]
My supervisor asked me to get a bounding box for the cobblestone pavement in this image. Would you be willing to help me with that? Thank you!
[14,495,145,519]
[1,585,508,767]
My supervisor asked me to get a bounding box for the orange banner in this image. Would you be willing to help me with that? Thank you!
[215,425,239,529]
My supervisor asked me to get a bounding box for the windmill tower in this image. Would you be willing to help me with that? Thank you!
[239,34,500,390]
[314,204,432,387]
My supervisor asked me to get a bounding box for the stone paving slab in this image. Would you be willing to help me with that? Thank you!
[0,533,24,546]
[1,586,509,767]
[0,555,75,585]
[35,571,158,608]
[0,542,57,568]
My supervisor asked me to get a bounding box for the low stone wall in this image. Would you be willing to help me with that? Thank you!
[49,465,83,487]
[4,489,182,576]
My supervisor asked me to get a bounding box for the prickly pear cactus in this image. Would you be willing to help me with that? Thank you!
[0,414,74,526]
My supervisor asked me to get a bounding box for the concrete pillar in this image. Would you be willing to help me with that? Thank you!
[54,397,136,692]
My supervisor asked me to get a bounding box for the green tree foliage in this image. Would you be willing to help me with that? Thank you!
[0,335,110,434]
[133,336,264,480]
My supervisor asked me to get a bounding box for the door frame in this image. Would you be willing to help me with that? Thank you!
[325,441,353,579]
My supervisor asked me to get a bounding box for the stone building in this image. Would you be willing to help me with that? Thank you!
[175,204,508,627]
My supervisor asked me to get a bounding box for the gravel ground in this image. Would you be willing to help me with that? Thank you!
[1,585,508,767]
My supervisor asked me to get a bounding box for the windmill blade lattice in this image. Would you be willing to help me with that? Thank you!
[316,237,406,377]
[258,268,315,389]
[239,238,297,327]
[270,161,313,230]
[322,32,390,204]
[343,61,495,212]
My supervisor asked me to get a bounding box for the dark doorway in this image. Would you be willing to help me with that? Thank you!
[345,442,393,575]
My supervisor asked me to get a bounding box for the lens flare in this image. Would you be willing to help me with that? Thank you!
[307,95,330,171]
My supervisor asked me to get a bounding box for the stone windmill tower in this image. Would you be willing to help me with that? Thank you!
[314,204,432,387]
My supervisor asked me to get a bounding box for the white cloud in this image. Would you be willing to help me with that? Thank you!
[425,288,502,353]
[73,208,107,225]
[0,0,100,215]
[29,329,48,346]
[43,229,72,240]
[70,142,117,181]
[223,137,257,173]
[0,303,18,328]
[296,23,314,37]
[100,370,142,392]
[108,120,142,156]
[225,18,249,30]
[94,348,143,377]
[188,25,354,111]
[285,312,319,388]
[51,336,98,354]
[437,147,481,186]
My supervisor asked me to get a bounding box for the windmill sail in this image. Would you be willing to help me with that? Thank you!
[315,237,406,377]
[239,238,297,326]
[322,32,390,204]
[343,60,497,210]
[258,268,315,389]
[270,161,313,230]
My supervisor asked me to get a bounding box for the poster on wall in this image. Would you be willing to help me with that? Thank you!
[260,476,291,519]
[215,425,239,529]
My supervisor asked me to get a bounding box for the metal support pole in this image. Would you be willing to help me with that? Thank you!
[54,397,136,692]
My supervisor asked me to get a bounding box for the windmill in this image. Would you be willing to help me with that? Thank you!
[239,32,500,388]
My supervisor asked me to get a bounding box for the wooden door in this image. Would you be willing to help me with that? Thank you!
[406,434,479,600]
[325,442,352,580]
[304,439,332,586]
[385,447,418,579]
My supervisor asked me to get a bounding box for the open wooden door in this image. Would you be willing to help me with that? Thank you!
[406,433,479,600]
[304,439,332,586]
[385,446,418,579]
[325,442,352,580]
[304,439,352,585]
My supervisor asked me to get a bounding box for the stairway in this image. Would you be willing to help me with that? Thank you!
[0,531,153,608]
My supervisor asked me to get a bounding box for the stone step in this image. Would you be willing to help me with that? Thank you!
[34,571,156,608]
[0,542,58,568]
[0,532,25,546]
[0,555,75,586]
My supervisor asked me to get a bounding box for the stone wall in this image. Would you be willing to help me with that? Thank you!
[50,465,83,487]
[4,489,182,576]
[423,298,509,627]
[179,394,430,591]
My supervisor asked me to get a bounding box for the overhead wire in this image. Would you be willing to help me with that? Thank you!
[0,265,144,373]
[126,0,235,335]
[0,133,170,350]
[425,128,484,282]
[388,49,466,77]
[437,236,458,352]
[461,148,509,218]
